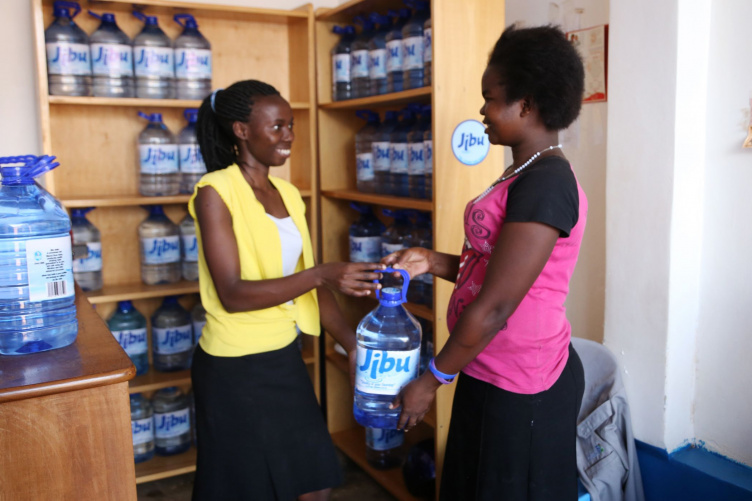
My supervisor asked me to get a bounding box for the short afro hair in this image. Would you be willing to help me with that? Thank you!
[487,24,584,131]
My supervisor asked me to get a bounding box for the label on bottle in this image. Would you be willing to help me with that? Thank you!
[356,152,375,182]
[175,48,212,78]
[408,142,425,175]
[386,39,403,73]
[179,144,207,174]
[372,142,391,172]
[112,327,148,357]
[424,139,433,174]
[182,235,198,262]
[332,54,351,83]
[389,143,408,174]
[73,242,102,272]
[154,408,190,439]
[350,236,381,263]
[134,46,174,77]
[153,324,193,354]
[355,346,420,396]
[193,320,206,344]
[351,49,370,78]
[369,49,387,79]
[141,236,181,264]
[25,235,75,302]
[46,42,91,75]
[402,36,424,70]
[132,417,155,446]
[139,144,179,174]
[381,242,406,258]
[90,43,133,76]
[424,28,432,63]
[366,427,404,450]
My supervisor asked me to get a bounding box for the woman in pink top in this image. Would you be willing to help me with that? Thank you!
[384,25,587,500]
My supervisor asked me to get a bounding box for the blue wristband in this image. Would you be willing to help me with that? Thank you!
[429,358,458,384]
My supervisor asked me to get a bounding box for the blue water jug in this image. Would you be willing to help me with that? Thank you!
[87,10,134,98]
[354,268,422,429]
[405,211,433,306]
[402,0,430,90]
[178,109,206,195]
[107,300,149,375]
[352,15,374,99]
[132,11,175,99]
[385,8,410,93]
[130,393,156,463]
[355,110,380,193]
[331,25,356,101]
[45,1,91,96]
[349,203,385,263]
[389,108,416,197]
[372,111,399,194]
[173,14,212,100]
[0,156,77,355]
[407,103,428,199]
[152,386,191,456]
[151,296,193,372]
[368,13,392,96]
[70,207,102,291]
[366,427,405,470]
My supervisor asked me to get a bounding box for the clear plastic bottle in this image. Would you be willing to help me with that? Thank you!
[368,13,391,96]
[385,8,410,94]
[138,205,181,285]
[70,207,103,291]
[0,155,77,355]
[380,209,412,259]
[331,25,355,101]
[107,300,149,376]
[423,15,432,87]
[173,14,212,100]
[178,109,206,195]
[423,105,433,200]
[366,427,405,469]
[349,203,385,263]
[355,110,380,193]
[389,108,416,197]
[351,16,374,99]
[151,296,193,372]
[138,112,180,197]
[407,104,428,200]
[132,12,174,100]
[87,10,134,98]
[191,302,206,346]
[405,211,433,306]
[402,1,430,90]
[179,214,198,281]
[152,386,192,456]
[45,1,91,96]
[130,393,156,463]
[354,268,421,429]
[372,111,399,195]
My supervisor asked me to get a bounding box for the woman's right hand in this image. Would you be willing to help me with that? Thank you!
[381,247,432,279]
[316,262,384,297]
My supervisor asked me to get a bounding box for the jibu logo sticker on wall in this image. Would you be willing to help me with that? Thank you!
[452,120,490,166]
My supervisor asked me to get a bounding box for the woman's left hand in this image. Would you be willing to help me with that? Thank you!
[391,372,441,431]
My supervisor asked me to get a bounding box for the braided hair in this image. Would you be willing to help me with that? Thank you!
[196,80,281,172]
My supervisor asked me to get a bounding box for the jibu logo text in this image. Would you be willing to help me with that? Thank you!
[451,120,490,166]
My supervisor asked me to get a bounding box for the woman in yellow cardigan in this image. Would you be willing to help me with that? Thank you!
[189,80,382,501]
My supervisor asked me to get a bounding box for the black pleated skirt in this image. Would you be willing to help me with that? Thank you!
[191,340,342,501]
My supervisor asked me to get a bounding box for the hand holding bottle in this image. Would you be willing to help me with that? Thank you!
[381,246,432,280]
[316,262,385,297]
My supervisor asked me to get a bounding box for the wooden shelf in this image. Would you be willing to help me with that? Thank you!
[135,447,197,485]
[85,281,200,305]
[48,95,310,110]
[61,195,191,208]
[129,369,191,394]
[322,190,432,211]
[319,87,431,110]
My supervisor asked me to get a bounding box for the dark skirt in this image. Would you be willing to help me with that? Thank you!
[191,340,342,501]
[440,344,585,501]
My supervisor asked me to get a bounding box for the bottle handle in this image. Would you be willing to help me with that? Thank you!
[132,11,147,24]
[173,13,195,28]
[374,267,410,303]
[87,10,103,21]
[55,1,81,18]
[0,155,60,179]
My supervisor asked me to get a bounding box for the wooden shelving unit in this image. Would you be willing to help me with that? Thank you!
[322,189,433,211]
[48,95,311,109]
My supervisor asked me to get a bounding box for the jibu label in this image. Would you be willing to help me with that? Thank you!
[355,346,419,395]
[451,120,490,166]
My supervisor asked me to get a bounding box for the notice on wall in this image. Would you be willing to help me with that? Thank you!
[567,24,609,103]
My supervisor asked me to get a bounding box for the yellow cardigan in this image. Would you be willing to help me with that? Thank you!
[188,164,320,357]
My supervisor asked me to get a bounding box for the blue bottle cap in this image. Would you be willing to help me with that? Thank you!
[0,155,60,185]
[117,300,133,310]
[133,11,159,26]
[184,108,199,123]
[70,207,95,218]
[138,111,163,123]
[54,1,81,19]
[88,10,116,23]
[356,110,380,124]
[148,204,165,216]
[174,13,198,29]
[163,296,179,305]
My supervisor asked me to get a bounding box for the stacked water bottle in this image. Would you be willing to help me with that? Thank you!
[44,1,212,99]
[130,386,196,463]
[355,104,432,199]
[331,0,431,101]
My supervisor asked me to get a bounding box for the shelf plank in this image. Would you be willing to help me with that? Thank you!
[322,190,432,211]
[85,281,200,305]
[319,87,431,110]
[129,369,192,394]
[48,95,310,110]
[135,447,197,485]
[61,195,191,208]
[102,0,309,18]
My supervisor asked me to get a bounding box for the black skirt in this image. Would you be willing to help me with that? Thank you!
[191,340,342,501]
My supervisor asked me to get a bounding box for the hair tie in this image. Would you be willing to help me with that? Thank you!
[210,88,223,112]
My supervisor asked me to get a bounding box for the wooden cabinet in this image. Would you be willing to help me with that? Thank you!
[31,0,319,485]
[314,0,505,499]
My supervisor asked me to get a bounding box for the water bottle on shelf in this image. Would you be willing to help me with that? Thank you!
[152,386,192,456]
[173,14,212,100]
[179,214,198,281]
[107,300,149,376]
[407,104,427,200]
[355,110,380,193]
[372,111,399,194]
[138,111,179,196]
[402,1,430,90]
[381,209,412,258]
[354,268,422,429]
[385,8,410,93]
[423,14,432,87]
[368,13,391,96]
[132,11,174,99]
[366,427,405,470]
[423,105,433,199]
[71,208,102,292]
[191,302,206,346]
[130,393,155,463]
[0,155,77,355]
[405,211,433,305]
[178,109,206,194]
[138,205,181,285]
[349,203,385,263]
[351,15,374,99]
[45,1,91,96]
[88,10,134,98]
[331,25,355,101]
[389,108,416,197]
[152,296,193,372]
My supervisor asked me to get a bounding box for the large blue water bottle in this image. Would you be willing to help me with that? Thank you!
[331,26,356,101]
[70,207,102,291]
[88,10,134,98]
[107,300,149,375]
[151,296,193,372]
[173,14,212,100]
[355,110,380,193]
[45,1,91,96]
[368,13,391,96]
[366,427,405,469]
[0,156,77,355]
[354,268,422,429]
[178,109,206,194]
[138,112,180,197]
[352,16,374,99]
[152,386,192,456]
[422,105,433,199]
[405,211,433,306]
[389,108,416,197]
[372,111,399,194]
[130,393,156,463]
[385,9,410,93]
[402,1,430,90]
[407,104,428,199]
[132,11,175,99]
[349,203,385,263]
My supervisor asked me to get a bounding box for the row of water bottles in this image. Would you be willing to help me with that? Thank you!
[139,109,206,197]
[107,297,206,375]
[45,1,211,99]
[356,104,432,199]
[331,0,431,101]
[130,387,195,463]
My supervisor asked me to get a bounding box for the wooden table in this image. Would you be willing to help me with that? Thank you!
[0,287,137,500]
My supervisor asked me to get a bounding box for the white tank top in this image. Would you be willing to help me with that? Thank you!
[266,214,302,278]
